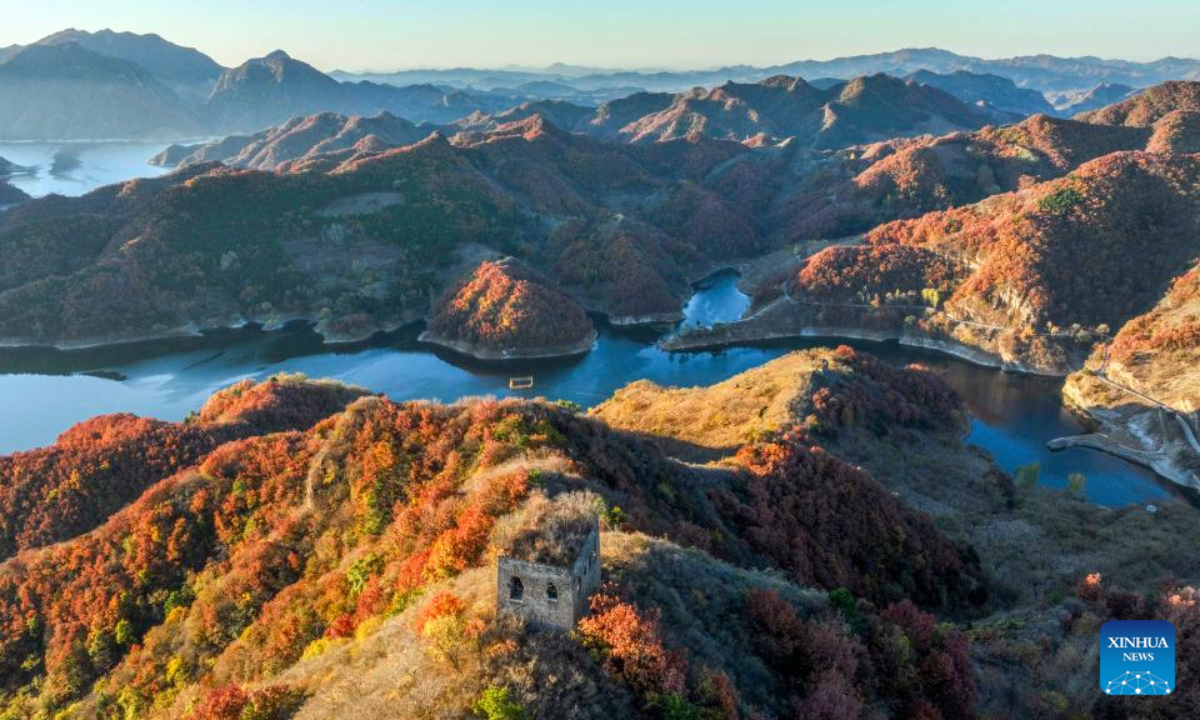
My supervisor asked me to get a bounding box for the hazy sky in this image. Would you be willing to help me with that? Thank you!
[2,0,1197,72]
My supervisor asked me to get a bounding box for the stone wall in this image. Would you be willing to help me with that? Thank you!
[496,521,602,631]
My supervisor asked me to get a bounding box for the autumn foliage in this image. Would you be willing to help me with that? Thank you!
[794,243,956,303]
[427,258,595,352]
[577,592,687,698]
[865,152,1200,333]
[0,364,987,718]
[724,431,981,609]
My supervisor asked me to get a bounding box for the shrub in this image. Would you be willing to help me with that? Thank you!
[577,593,687,698]
[1038,186,1084,214]
[414,591,468,634]
[473,686,528,720]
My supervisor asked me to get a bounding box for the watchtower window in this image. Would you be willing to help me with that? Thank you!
[547,583,559,602]
[509,576,524,601]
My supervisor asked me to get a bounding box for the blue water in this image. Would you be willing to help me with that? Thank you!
[0,142,176,198]
[0,272,1172,507]
[679,269,752,329]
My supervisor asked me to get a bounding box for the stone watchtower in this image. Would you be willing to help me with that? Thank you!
[496,513,601,631]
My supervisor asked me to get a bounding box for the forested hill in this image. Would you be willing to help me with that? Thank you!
[0,358,986,719]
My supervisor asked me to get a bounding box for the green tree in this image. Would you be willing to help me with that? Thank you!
[474,686,527,720]
[658,693,703,720]
[1038,187,1085,215]
[114,618,135,646]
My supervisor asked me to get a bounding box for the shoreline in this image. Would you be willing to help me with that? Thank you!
[660,322,1067,377]
[0,313,423,352]
[1047,431,1198,491]
[1054,375,1200,490]
[607,311,685,326]
[417,329,599,361]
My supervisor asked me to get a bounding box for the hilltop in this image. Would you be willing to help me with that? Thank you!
[586,73,989,146]
[33,28,224,99]
[770,112,1156,242]
[594,348,1200,714]
[152,111,434,170]
[905,69,1055,118]
[1075,79,1200,125]
[421,258,597,359]
[1050,82,1137,114]
[202,51,508,134]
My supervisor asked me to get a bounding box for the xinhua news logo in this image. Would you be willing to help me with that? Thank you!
[1101,620,1175,696]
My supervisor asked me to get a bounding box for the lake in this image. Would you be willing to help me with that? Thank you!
[0,271,1171,507]
[0,141,178,197]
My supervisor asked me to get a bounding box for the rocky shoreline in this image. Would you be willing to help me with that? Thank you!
[1055,372,1200,490]
[0,310,424,351]
[658,295,1067,376]
[607,311,685,326]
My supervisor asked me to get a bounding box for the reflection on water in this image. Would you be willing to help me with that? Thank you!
[679,269,751,328]
[0,253,1173,507]
[0,142,178,197]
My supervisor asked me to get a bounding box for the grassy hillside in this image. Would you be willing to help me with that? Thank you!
[595,348,1200,717]
[5,354,1200,717]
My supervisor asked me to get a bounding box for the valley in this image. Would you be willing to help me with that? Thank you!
[0,273,1173,507]
[2,17,1200,719]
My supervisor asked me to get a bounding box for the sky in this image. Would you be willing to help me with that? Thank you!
[1,0,1198,72]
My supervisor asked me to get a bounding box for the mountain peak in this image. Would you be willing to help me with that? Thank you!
[26,26,224,94]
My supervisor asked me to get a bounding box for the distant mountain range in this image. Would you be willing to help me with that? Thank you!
[335,47,1200,95]
[160,73,995,168]
[0,32,529,140]
[590,74,991,146]
[1,29,1199,141]
[0,42,201,140]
